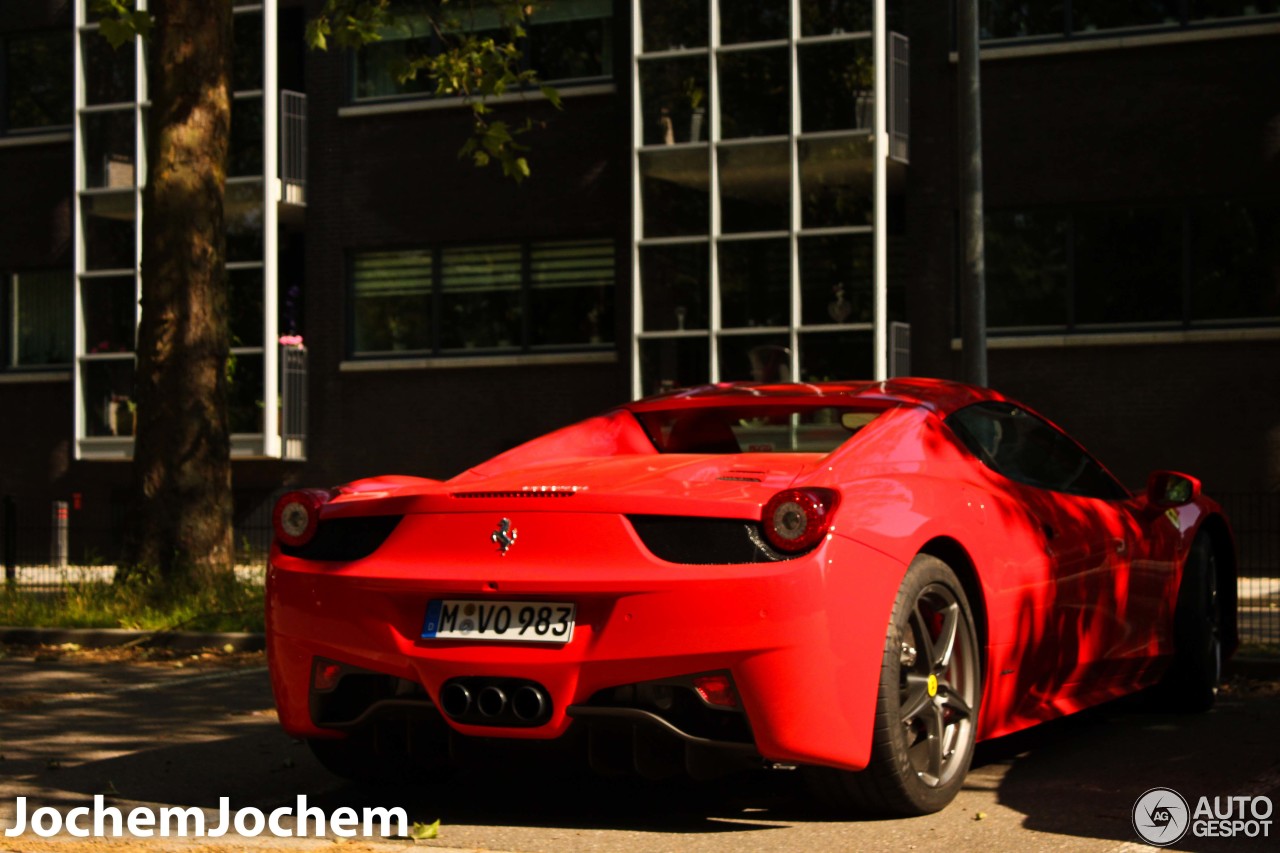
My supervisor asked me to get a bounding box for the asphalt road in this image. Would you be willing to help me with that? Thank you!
[1,652,1278,853]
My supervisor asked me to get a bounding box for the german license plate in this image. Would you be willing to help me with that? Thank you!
[421,599,575,644]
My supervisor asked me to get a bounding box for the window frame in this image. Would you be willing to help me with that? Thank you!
[983,200,1280,334]
[347,0,617,105]
[3,269,74,371]
[1,27,74,136]
[968,0,1280,46]
[945,401,1130,501]
[347,237,619,359]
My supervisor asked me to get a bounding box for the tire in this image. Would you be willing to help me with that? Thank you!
[308,717,452,785]
[1160,534,1222,713]
[809,554,982,816]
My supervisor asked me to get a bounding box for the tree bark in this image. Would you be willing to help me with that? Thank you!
[120,0,234,585]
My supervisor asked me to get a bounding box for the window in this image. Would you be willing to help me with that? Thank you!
[975,0,1279,43]
[5,271,72,368]
[1074,207,1181,325]
[352,250,433,354]
[2,30,73,134]
[352,0,614,102]
[946,403,1128,500]
[526,0,616,83]
[1189,1,1280,22]
[440,244,523,350]
[634,1,906,396]
[986,201,1279,331]
[1190,201,1280,322]
[634,404,886,454]
[529,240,614,346]
[350,239,615,357]
[979,1,1065,40]
[1071,1,1180,33]
[985,211,1068,329]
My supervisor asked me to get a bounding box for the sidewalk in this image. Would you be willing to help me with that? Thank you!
[0,626,263,652]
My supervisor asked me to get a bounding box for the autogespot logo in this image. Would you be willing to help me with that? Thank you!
[1133,787,1190,847]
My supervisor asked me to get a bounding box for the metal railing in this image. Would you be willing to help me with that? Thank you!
[1220,493,1280,649]
[889,321,911,377]
[889,32,909,164]
[280,343,308,461]
[1,497,274,590]
[280,90,307,205]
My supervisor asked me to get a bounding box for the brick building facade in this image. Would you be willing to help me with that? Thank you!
[0,1,1276,562]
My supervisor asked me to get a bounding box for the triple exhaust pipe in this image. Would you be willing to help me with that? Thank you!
[439,677,551,727]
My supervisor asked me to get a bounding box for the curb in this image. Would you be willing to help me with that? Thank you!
[0,625,265,652]
[1227,656,1280,679]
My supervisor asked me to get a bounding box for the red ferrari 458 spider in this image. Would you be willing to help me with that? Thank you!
[266,378,1235,815]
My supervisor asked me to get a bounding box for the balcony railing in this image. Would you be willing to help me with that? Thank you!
[280,342,307,460]
[281,90,307,205]
[889,32,909,164]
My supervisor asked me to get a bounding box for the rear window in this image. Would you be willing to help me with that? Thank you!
[633,406,884,454]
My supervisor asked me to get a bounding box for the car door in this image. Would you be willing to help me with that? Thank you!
[947,403,1134,689]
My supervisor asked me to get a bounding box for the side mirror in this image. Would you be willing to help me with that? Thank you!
[1145,471,1201,508]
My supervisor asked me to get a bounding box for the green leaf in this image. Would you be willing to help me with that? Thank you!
[540,85,563,110]
[305,18,330,51]
[130,10,153,38]
[90,1,152,48]
[311,0,555,184]
[486,121,514,145]
[98,17,134,49]
[409,820,439,840]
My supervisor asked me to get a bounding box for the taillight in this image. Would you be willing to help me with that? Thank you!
[273,489,330,547]
[692,674,739,708]
[762,488,838,553]
[312,658,344,692]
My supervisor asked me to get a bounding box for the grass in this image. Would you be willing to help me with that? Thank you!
[0,577,265,634]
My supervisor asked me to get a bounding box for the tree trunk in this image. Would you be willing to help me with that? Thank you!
[120,0,234,586]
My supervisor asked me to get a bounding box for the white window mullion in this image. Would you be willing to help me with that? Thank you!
[134,4,145,352]
[707,0,721,383]
[872,0,888,380]
[72,1,87,454]
[788,0,802,383]
[630,0,644,399]
[262,0,281,456]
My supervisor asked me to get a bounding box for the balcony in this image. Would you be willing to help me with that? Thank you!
[280,90,306,207]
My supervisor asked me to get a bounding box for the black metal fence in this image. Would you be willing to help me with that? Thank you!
[1,495,273,589]
[1220,493,1280,650]
[2,492,1278,646]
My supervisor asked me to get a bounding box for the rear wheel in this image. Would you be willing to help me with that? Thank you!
[809,554,981,816]
[1160,534,1222,713]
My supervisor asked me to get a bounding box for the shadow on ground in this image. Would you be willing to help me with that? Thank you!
[980,682,1280,852]
[4,659,1279,849]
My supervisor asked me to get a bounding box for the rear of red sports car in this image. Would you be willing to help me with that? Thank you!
[266,379,1236,814]
[267,387,922,785]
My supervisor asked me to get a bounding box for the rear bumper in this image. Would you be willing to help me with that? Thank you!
[266,513,907,772]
